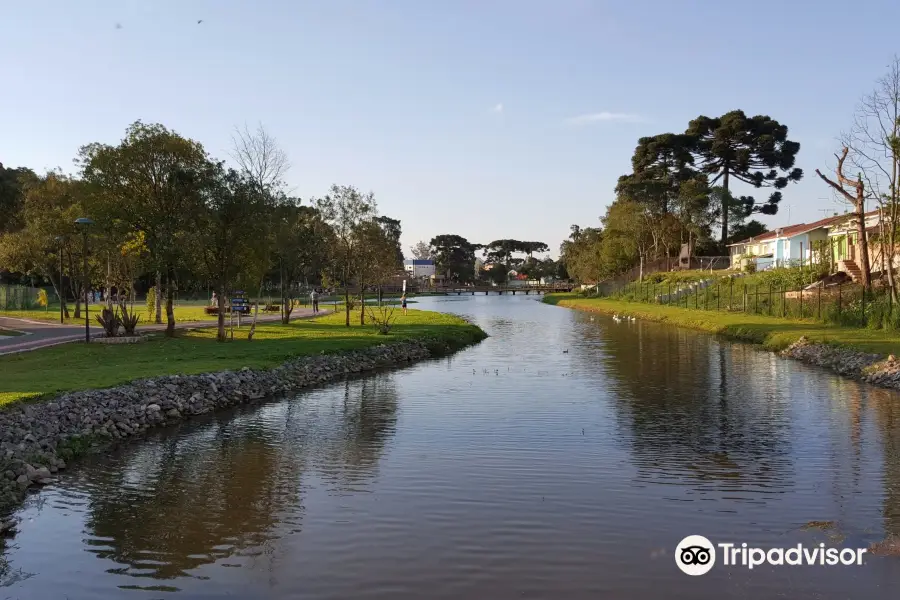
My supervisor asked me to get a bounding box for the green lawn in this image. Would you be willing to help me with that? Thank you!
[544,293,900,356]
[0,309,486,407]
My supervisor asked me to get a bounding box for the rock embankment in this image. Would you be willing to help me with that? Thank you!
[781,337,900,389]
[0,338,464,517]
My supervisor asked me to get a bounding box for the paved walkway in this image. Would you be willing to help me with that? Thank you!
[0,308,329,356]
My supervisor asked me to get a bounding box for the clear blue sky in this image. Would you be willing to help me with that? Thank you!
[3,0,900,257]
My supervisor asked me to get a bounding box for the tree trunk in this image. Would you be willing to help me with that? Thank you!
[165,268,175,337]
[360,279,366,325]
[106,252,113,310]
[720,167,730,245]
[48,273,66,319]
[856,198,872,290]
[344,286,350,327]
[216,281,226,342]
[154,270,163,324]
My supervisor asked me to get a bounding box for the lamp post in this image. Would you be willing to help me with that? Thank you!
[53,235,65,324]
[74,218,94,343]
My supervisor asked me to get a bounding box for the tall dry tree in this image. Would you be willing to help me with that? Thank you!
[815,147,872,290]
[841,56,900,300]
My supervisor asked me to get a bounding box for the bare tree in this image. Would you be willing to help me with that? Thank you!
[841,56,900,300]
[230,123,289,196]
[409,240,432,260]
[816,147,872,290]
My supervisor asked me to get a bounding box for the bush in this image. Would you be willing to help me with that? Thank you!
[146,287,156,315]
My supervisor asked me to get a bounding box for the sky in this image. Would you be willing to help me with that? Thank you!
[4,0,900,258]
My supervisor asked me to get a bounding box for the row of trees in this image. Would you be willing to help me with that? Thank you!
[409,236,558,284]
[0,121,404,339]
[562,109,805,283]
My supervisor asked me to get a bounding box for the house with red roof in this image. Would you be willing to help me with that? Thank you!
[728,213,847,271]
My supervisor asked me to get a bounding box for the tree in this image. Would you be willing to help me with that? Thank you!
[0,171,84,318]
[272,202,334,323]
[354,219,397,323]
[616,133,701,216]
[409,240,432,260]
[191,163,270,341]
[841,56,900,300]
[317,185,377,326]
[374,216,404,267]
[79,121,210,336]
[230,123,289,339]
[230,123,289,197]
[0,163,35,234]
[816,147,872,290]
[560,226,603,284]
[686,110,803,243]
[429,234,480,283]
[726,220,768,245]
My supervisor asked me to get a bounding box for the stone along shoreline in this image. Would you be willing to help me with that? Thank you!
[0,336,483,526]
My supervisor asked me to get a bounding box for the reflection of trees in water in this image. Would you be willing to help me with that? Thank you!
[83,373,399,582]
[577,321,794,487]
[313,374,399,491]
[869,387,900,538]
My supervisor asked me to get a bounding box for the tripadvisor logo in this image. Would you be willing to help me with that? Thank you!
[675,535,867,575]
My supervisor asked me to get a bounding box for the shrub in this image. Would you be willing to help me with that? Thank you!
[37,289,48,308]
[95,307,121,337]
[146,287,156,315]
[120,304,141,336]
[367,304,396,334]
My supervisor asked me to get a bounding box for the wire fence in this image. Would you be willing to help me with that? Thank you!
[603,275,900,330]
[0,284,54,311]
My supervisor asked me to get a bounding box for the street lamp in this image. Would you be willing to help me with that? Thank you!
[53,235,65,324]
[74,218,94,343]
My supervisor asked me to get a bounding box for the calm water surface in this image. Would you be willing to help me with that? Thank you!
[3,295,900,599]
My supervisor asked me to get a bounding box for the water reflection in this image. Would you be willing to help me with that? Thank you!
[572,318,795,492]
[4,297,900,599]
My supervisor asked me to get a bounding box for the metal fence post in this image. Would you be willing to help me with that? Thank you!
[717,282,720,311]
[782,288,786,318]
[799,287,803,319]
[818,284,822,320]
[668,281,671,305]
[768,284,772,316]
[730,278,734,311]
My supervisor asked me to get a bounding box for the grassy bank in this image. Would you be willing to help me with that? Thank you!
[0,309,486,407]
[544,293,900,355]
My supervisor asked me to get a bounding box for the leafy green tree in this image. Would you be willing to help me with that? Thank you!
[615,133,701,216]
[0,172,88,318]
[559,226,603,284]
[726,219,768,244]
[0,162,35,234]
[317,185,377,326]
[354,219,397,323]
[686,110,802,243]
[272,202,334,323]
[78,121,210,336]
[374,216,404,267]
[190,162,271,341]
[429,234,481,283]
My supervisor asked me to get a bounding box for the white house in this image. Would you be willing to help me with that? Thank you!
[403,259,435,279]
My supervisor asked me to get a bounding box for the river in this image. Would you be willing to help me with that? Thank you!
[2,295,900,599]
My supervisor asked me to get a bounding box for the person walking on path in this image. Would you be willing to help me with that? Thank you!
[401,293,408,315]
[311,289,319,313]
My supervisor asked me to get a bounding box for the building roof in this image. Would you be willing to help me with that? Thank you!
[728,213,852,247]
